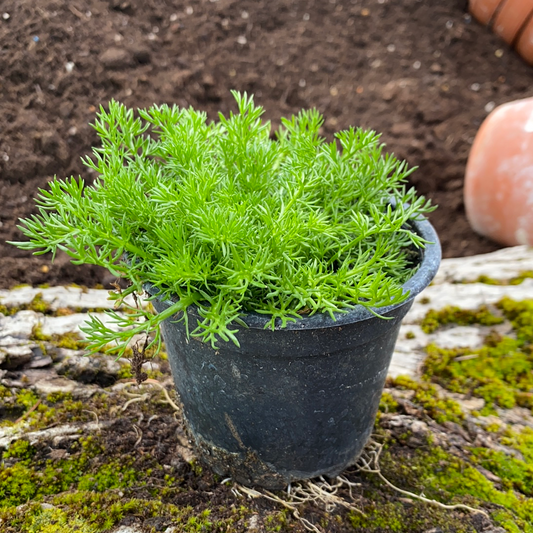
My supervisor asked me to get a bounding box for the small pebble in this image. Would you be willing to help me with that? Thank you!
[229,69,236,77]
[241,10,249,19]
[86,11,92,17]
[445,20,453,29]
[185,6,193,15]
[303,13,310,21]
[356,86,364,94]
[413,60,421,70]
[221,19,229,27]
[470,83,480,92]
[495,49,504,58]
[361,8,370,16]
[170,13,178,21]
[371,59,382,68]
[236,35,247,45]
[298,79,306,87]
[114,33,123,42]
[65,61,75,73]
[464,13,472,23]
[2,153,9,162]
[99,48,131,69]
[2,12,10,20]
[68,127,77,136]
[387,44,396,52]
[484,101,496,113]
[330,86,339,96]
[378,0,385,4]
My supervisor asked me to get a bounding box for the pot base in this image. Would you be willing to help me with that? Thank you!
[191,417,373,489]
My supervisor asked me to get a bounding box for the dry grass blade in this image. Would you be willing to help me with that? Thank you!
[14,399,41,424]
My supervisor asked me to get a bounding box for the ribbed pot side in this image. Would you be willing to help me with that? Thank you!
[151,216,441,489]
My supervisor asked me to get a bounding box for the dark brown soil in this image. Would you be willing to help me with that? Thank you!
[1,0,532,289]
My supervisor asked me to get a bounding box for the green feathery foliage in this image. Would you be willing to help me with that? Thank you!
[11,91,434,356]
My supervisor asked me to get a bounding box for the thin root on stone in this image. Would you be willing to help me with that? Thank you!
[355,439,490,519]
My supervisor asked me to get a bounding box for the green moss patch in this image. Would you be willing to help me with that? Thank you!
[423,298,533,413]
[389,375,464,423]
[0,436,139,508]
[348,499,475,533]
[420,305,503,334]
[473,271,533,286]
[0,293,52,316]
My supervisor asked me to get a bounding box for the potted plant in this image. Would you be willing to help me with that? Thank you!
[11,92,441,488]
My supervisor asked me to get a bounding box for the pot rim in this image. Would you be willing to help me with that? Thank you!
[146,215,441,331]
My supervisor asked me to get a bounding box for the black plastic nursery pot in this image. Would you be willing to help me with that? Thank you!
[150,217,441,489]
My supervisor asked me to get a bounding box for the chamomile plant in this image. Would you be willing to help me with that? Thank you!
[12,91,434,358]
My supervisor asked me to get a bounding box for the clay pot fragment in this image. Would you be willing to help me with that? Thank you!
[464,97,533,246]
[469,0,533,65]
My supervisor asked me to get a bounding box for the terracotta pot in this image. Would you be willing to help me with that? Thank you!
[469,0,504,26]
[516,13,533,64]
[492,0,533,45]
[464,97,533,247]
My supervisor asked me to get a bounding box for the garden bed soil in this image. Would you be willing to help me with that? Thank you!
[1,0,533,289]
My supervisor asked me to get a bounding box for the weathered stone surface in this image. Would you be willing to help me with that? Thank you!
[25,352,53,369]
[390,323,511,378]
[387,246,533,375]
[429,325,489,349]
[0,285,138,311]
[0,421,108,449]
[0,344,34,369]
[432,245,533,284]
[17,369,99,398]
[39,312,120,338]
[405,279,533,323]
[0,310,41,338]
[0,286,114,310]
[55,352,124,386]
[389,325,429,377]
